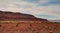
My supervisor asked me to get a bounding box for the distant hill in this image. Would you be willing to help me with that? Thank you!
[0,11,48,22]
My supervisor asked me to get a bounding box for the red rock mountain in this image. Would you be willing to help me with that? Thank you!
[0,11,48,21]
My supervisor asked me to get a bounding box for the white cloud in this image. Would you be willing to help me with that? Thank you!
[0,1,60,17]
[0,0,60,20]
[39,0,50,4]
[30,5,60,17]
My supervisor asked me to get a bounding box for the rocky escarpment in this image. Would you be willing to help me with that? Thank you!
[0,11,48,22]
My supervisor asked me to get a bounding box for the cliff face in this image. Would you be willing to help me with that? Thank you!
[0,11,48,21]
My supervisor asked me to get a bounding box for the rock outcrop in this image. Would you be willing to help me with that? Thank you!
[0,11,48,22]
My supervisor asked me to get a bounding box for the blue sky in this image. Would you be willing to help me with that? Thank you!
[0,0,60,20]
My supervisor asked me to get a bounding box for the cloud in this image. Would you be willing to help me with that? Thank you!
[22,0,40,3]
[48,0,60,5]
[0,0,60,20]
[36,0,60,6]
[31,5,60,17]
[0,0,35,12]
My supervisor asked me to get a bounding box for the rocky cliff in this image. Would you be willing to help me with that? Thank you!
[0,11,48,21]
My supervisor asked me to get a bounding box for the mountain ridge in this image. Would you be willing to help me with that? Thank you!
[0,11,48,22]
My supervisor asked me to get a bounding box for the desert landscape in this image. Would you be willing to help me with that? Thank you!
[0,11,60,33]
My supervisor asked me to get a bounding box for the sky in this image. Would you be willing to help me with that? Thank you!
[0,0,60,20]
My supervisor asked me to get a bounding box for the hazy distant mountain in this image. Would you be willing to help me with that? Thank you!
[49,20,60,22]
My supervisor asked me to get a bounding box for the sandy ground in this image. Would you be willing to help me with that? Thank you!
[0,21,60,33]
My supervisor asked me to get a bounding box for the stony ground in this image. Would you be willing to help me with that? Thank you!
[0,21,60,33]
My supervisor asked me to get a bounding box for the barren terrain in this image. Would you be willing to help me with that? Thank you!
[0,21,60,33]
